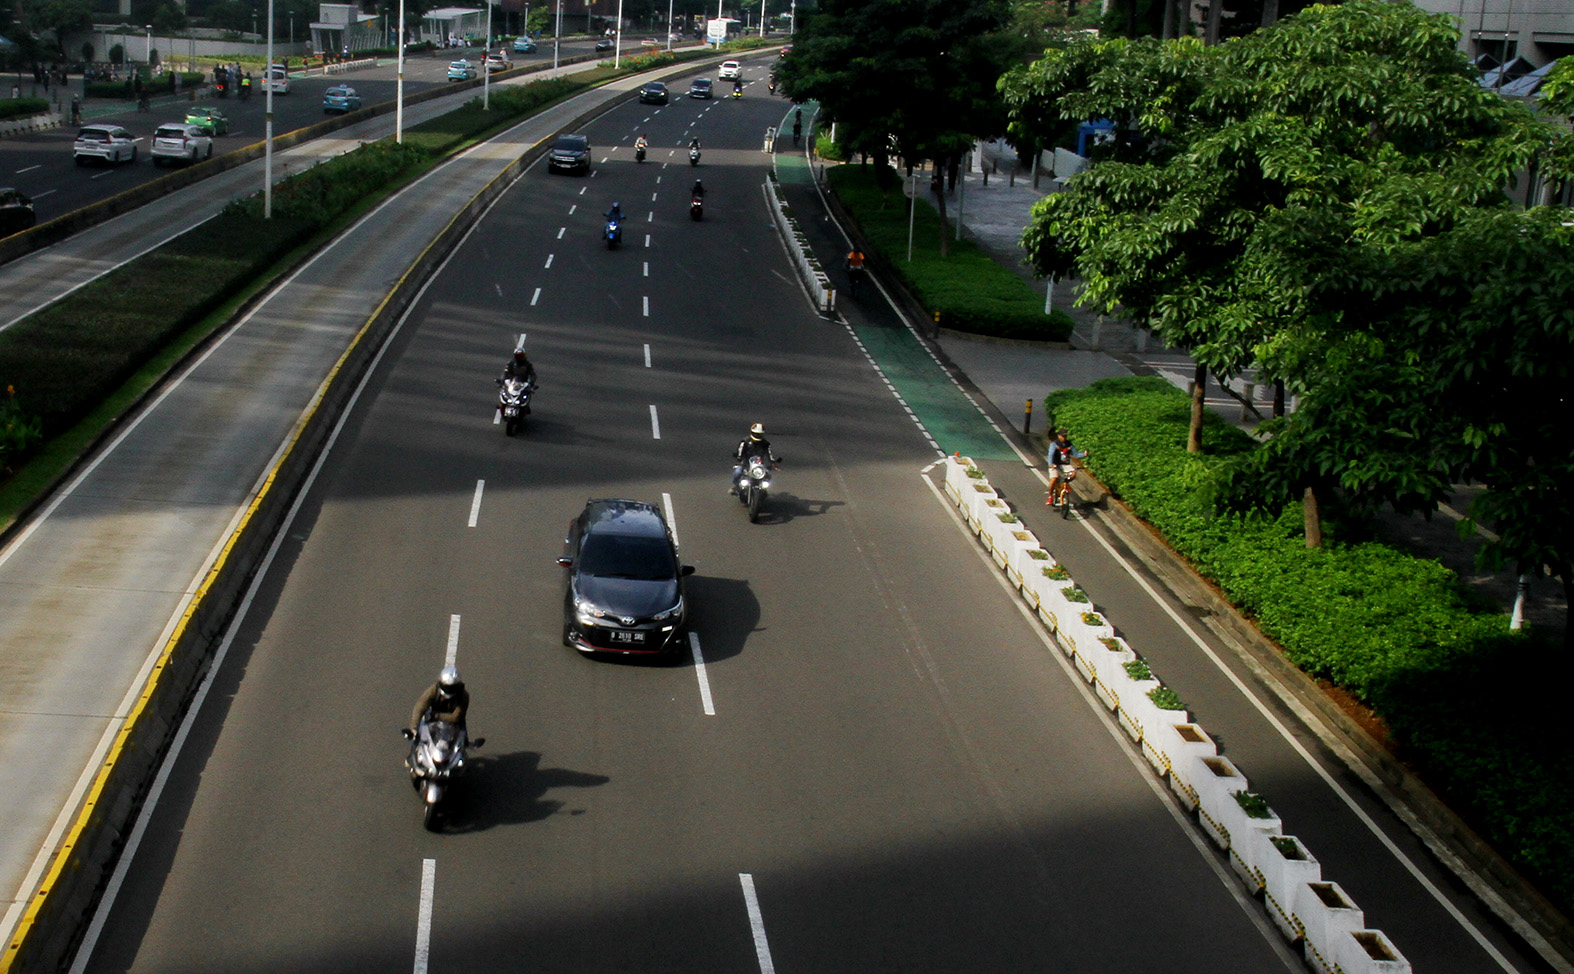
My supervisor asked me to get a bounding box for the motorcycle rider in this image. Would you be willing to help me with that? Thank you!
[691,178,705,200]
[689,137,701,152]
[634,133,648,158]
[730,423,781,494]
[606,200,624,223]
[501,348,536,389]
[409,665,470,741]
[732,79,743,96]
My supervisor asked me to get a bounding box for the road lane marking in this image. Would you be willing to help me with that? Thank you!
[467,480,485,527]
[647,210,654,222]
[644,344,651,367]
[557,227,565,239]
[14,165,39,174]
[445,614,461,668]
[530,287,541,306]
[655,175,661,184]
[644,234,651,247]
[689,632,715,716]
[651,192,658,202]
[544,253,554,268]
[578,186,586,195]
[494,284,501,297]
[413,859,436,974]
[643,261,649,277]
[568,204,576,215]
[649,405,660,439]
[739,875,776,974]
[642,296,649,317]
[30,189,54,200]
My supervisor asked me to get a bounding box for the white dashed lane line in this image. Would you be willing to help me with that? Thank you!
[467,480,485,527]
[413,859,436,974]
[649,405,661,439]
[739,874,776,973]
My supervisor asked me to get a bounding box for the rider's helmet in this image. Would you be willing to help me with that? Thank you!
[749,422,765,441]
[513,349,528,365]
[694,179,703,192]
[438,665,462,694]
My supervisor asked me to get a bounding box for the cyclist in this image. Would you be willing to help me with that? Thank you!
[1045,428,1088,506]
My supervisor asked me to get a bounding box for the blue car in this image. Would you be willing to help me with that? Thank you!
[323,85,362,114]
[513,36,537,53]
[447,59,477,81]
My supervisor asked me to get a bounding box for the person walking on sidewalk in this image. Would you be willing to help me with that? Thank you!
[763,126,775,152]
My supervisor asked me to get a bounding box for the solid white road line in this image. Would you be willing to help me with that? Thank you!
[649,405,660,439]
[739,874,776,974]
[445,615,460,669]
[689,633,715,716]
[662,492,679,548]
[467,479,485,527]
[413,858,436,974]
[644,344,651,367]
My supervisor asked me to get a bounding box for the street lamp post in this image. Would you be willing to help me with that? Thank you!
[396,0,405,141]
[145,25,152,67]
[552,0,562,76]
[613,0,623,68]
[264,0,275,218]
[758,0,764,37]
[665,0,673,50]
[483,0,491,109]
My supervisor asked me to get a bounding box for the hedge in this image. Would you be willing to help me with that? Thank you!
[1044,376,1574,914]
[0,98,50,122]
[827,164,1071,342]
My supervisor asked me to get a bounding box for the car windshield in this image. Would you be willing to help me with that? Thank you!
[328,88,349,96]
[578,534,675,580]
[155,127,186,139]
[554,136,587,151]
[78,130,108,141]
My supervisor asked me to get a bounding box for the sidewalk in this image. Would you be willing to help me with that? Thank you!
[922,138,1567,646]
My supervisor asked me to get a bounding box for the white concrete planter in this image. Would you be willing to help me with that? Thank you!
[980,503,1014,565]
[1336,929,1412,974]
[1298,882,1366,974]
[1004,531,1044,590]
[1139,694,1191,778]
[1032,572,1075,636]
[1115,675,1161,743]
[1090,639,1135,711]
[1192,755,1248,850]
[1055,590,1095,656]
[1218,793,1282,892]
[1260,835,1321,945]
[1162,723,1216,811]
[965,483,999,533]
[943,455,978,503]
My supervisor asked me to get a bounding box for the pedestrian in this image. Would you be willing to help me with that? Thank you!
[763,126,775,152]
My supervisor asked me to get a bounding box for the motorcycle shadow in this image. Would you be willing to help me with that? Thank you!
[434,750,610,832]
[748,492,843,526]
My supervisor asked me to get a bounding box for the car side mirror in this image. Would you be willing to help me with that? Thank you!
[470,737,486,748]
[400,728,414,740]
[557,557,573,568]
[681,564,695,576]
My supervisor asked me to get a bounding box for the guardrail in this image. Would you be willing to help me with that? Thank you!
[763,170,833,313]
[938,453,1414,974]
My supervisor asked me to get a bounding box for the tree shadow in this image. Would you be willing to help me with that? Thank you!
[437,750,609,832]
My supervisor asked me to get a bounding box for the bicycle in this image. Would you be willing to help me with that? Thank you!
[1047,460,1080,518]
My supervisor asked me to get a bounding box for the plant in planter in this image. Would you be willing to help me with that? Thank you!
[1148,686,1185,712]
[1062,586,1090,603]
[997,512,1019,523]
[1042,565,1070,580]
[1081,611,1103,627]
[1224,790,1283,892]
[966,466,985,479]
[1028,549,1049,560]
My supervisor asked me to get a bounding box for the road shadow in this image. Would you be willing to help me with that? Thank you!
[683,575,760,664]
[747,491,843,525]
[437,750,609,832]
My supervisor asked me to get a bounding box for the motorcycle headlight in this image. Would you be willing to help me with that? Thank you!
[653,596,684,621]
[749,463,768,480]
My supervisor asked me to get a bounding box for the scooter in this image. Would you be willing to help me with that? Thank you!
[731,87,742,100]
[402,720,484,832]
[689,146,700,166]
[690,194,704,221]
[496,376,533,435]
[605,216,622,249]
[635,143,646,163]
[733,454,779,523]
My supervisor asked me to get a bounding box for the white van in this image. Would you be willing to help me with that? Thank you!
[261,65,290,94]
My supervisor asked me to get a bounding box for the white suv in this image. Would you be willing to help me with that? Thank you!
[73,124,139,166]
[718,60,742,79]
[150,123,213,166]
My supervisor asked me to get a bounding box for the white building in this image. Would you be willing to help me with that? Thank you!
[310,3,385,56]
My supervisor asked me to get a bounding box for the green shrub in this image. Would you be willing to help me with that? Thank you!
[0,98,51,121]
[827,164,1071,342]
[1042,377,1574,913]
[1124,659,1153,681]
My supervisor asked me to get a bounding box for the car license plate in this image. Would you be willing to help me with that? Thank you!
[609,630,645,644]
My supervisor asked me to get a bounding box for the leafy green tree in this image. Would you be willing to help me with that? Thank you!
[1000,0,1558,546]
[776,0,1016,253]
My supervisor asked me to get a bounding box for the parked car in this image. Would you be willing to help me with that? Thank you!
[547,133,591,174]
[322,85,363,114]
[638,81,668,104]
[485,52,511,71]
[719,59,742,79]
[184,107,230,136]
[557,498,693,657]
[595,37,613,52]
[261,64,290,93]
[513,36,537,53]
[0,188,36,235]
[150,123,213,166]
[73,124,139,166]
[447,59,477,80]
[689,77,713,99]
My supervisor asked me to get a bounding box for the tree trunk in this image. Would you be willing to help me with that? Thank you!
[1187,363,1206,453]
[1261,0,1280,28]
[1162,0,1178,39]
[1303,485,1323,548]
[1273,380,1285,418]
[932,161,950,258]
[1204,0,1224,45]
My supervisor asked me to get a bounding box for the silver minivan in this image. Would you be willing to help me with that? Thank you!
[150,123,213,166]
[73,124,139,166]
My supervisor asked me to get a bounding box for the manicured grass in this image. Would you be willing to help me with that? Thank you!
[1046,377,1574,914]
[828,163,1072,342]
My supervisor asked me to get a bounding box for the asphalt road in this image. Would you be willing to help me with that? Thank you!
[0,38,611,223]
[74,63,1299,972]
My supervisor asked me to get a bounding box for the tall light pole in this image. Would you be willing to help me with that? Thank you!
[665,0,672,50]
[264,0,275,218]
[613,0,623,68]
[758,0,765,37]
[552,0,562,76]
[145,25,152,67]
[483,0,491,109]
[396,0,405,141]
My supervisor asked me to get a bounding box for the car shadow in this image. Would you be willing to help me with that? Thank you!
[437,750,610,832]
[682,575,759,664]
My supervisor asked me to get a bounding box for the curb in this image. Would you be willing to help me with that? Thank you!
[0,114,63,138]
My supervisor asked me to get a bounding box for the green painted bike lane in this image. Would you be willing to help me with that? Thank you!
[774,104,1016,462]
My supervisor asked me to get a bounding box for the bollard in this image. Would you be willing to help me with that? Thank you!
[1023,399,1033,436]
[1009,169,1014,187]
[1090,317,1102,350]
[1241,381,1255,422]
[933,311,942,339]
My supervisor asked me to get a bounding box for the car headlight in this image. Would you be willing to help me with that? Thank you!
[653,596,684,621]
[574,596,607,623]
